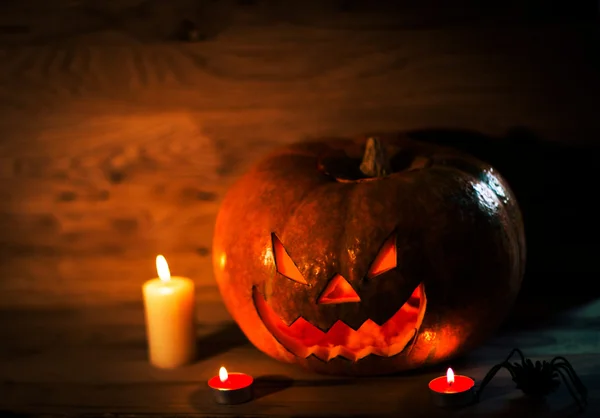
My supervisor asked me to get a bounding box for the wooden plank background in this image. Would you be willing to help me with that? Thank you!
[0,0,598,310]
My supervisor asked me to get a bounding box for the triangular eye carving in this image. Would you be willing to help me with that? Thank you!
[367,233,397,279]
[272,233,309,285]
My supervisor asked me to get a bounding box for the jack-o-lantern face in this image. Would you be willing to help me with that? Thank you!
[253,233,427,362]
[213,135,525,376]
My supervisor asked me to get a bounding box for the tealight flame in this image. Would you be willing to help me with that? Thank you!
[219,366,228,382]
[447,368,455,386]
[156,255,171,282]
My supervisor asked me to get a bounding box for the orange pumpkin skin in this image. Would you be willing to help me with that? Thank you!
[213,135,525,376]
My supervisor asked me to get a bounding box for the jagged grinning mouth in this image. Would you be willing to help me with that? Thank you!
[253,283,427,362]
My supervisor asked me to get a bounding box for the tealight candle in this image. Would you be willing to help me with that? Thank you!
[429,367,476,408]
[142,255,196,369]
[208,366,254,405]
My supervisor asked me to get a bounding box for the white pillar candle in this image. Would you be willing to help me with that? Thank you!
[143,255,197,369]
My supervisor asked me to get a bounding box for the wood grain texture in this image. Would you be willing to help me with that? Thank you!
[0,2,598,416]
[0,10,598,307]
[0,298,599,417]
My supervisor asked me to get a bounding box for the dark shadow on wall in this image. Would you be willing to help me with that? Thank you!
[405,127,600,325]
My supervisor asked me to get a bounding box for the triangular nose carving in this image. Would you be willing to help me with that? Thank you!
[318,274,361,304]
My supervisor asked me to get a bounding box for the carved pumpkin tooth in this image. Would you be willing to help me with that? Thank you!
[314,345,337,362]
[331,346,343,361]
[368,347,382,357]
[339,346,356,361]
[217,135,525,376]
[252,282,429,363]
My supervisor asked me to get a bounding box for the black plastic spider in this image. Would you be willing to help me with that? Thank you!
[476,348,588,410]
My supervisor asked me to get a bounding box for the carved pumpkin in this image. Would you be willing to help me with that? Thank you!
[213,134,525,376]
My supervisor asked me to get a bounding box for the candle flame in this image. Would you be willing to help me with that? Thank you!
[156,255,171,282]
[447,368,455,386]
[219,366,228,382]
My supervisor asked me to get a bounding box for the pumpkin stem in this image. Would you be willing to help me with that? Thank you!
[360,137,392,177]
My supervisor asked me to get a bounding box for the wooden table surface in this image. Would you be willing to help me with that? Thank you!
[0,297,599,417]
[0,1,599,417]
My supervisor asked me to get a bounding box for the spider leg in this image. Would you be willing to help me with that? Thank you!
[510,348,527,364]
[554,366,588,411]
[476,362,514,402]
[505,364,517,381]
[551,358,588,399]
[554,362,587,397]
[504,348,527,364]
[553,363,588,406]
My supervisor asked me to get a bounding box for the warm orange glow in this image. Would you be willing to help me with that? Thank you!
[156,255,171,282]
[254,283,426,361]
[367,234,397,278]
[447,368,455,386]
[318,274,361,304]
[431,327,461,360]
[272,234,308,285]
[423,330,436,342]
[219,253,227,270]
[219,366,228,382]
